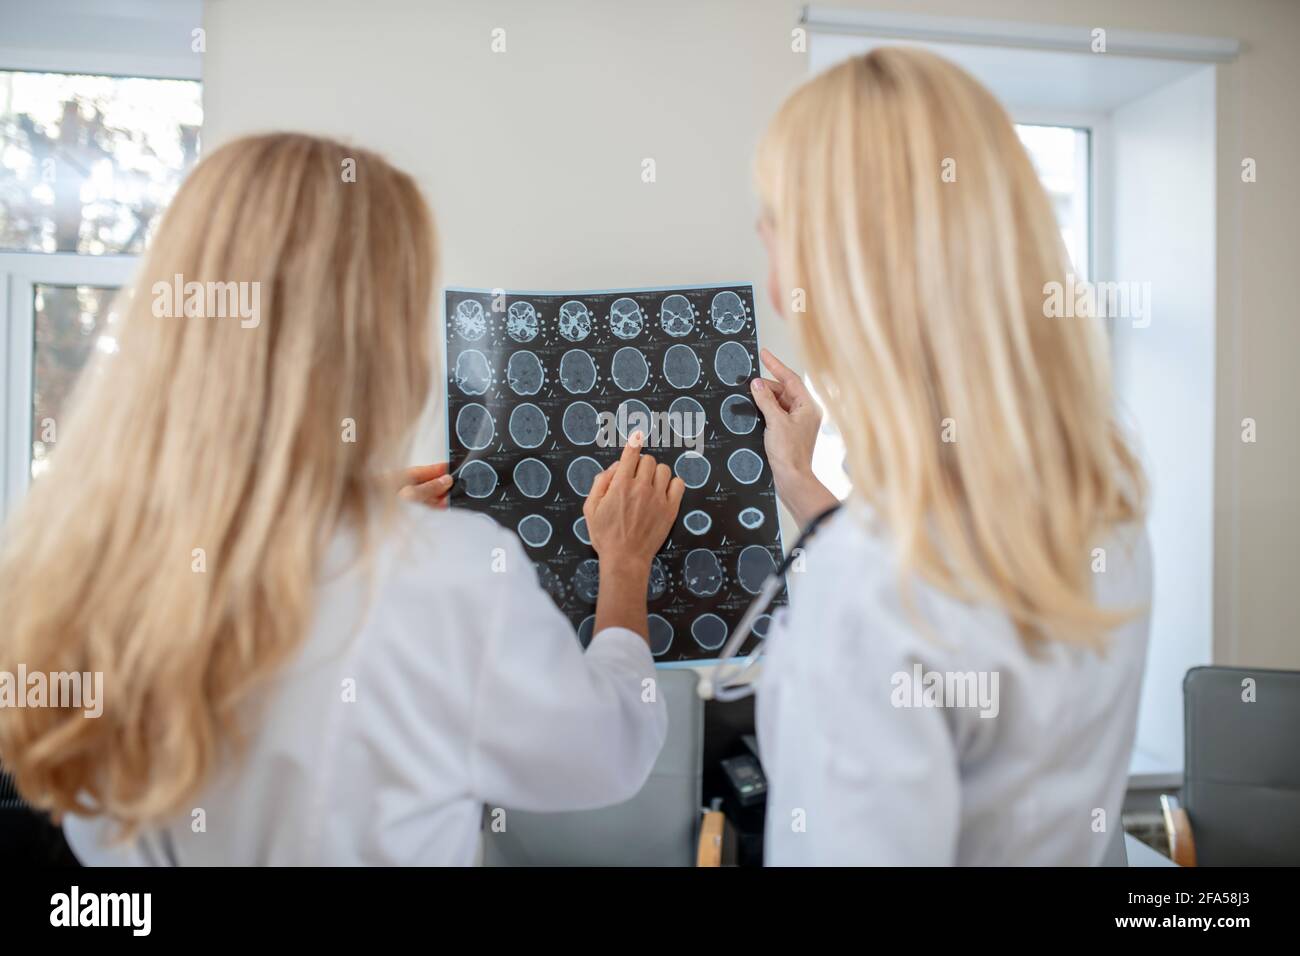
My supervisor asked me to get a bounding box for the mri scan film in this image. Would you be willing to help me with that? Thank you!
[445,284,785,664]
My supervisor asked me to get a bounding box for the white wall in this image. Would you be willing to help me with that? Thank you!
[1110,67,1217,770]
[201,0,1300,676]
[203,0,803,464]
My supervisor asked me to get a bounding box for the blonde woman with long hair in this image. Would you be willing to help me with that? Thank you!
[0,133,682,865]
[750,48,1151,865]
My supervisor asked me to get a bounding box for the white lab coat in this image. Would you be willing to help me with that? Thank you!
[64,504,667,865]
[758,503,1152,865]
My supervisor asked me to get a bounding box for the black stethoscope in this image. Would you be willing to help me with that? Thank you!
[697,503,842,701]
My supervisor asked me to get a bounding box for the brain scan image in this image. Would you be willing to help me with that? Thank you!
[562,401,600,445]
[518,514,553,548]
[674,451,711,489]
[558,300,593,342]
[737,544,777,594]
[714,341,753,386]
[659,294,695,337]
[513,458,551,498]
[647,557,668,601]
[509,403,548,449]
[572,559,600,603]
[453,350,492,396]
[611,347,650,392]
[662,344,701,389]
[535,563,566,603]
[457,459,498,499]
[727,448,764,484]
[617,399,653,443]
[683,548,724,597]
[668,396,705,440]
[445,285,782,664]
[710,290,748,334]
[720,394,758,434]
[506,301,539,342]
[452,299,488,341]
[647,614,674,656]
[608,297,644,339]
[566,456,604,497]
[455,403,495,450]
[559,349,598,394]
[682,509,712,535]
[691,613,728,651]
[506,350,545,396]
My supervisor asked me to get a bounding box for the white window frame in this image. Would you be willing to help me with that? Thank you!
[1011,107,1111,288]
[1,252,137,517]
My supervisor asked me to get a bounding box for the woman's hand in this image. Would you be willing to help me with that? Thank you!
[585,432,685,569]
[583,432,685,641]
[749,348,838,528]
[398,463,454,508]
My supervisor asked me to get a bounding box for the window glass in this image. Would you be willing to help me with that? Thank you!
[0,71,202,255]
[31,284,120,477]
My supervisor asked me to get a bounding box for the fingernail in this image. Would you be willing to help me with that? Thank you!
[437,475,453,487]
[630,430,643,445]
[751,379,764,391]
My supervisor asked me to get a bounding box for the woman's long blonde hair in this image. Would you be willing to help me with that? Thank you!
[0,133,435,827]
[757,48,1144,647]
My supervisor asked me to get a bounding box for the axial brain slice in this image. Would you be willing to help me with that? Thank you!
[455,403,494,450]
[453,350,491,395]
[509,403,548,448]
[506,350,544,396]
[558,300,592,342]
[559,349,597,394]
[659,294,695,337]
[572,559,601,603]
[728,448,764,484]
[714,341,753,386]
[737,545,777,594]
[710,290,747,334]
[609,297,644,339]
[611,347,649,391]
[691,613,728,651]
[683,548,724,597]
[453,299,487,340]
[647,614,674,656]
[662,344,701,389]
[720,394,758,434]
[506,301,539,342]
[674,451,711,489]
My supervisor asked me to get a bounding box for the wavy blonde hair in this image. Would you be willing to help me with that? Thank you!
[0,133,435,828]
[756,48,1145,647]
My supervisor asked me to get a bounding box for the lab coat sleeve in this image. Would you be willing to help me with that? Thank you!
[812,628,963,865]
[468,530,668,812]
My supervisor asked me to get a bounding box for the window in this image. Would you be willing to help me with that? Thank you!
[0,71,201,512]
[1,71,201,255]
[809,122,1093,501]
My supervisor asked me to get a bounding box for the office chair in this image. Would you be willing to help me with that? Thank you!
[1161,666,1300,866]
[483,667,716,866]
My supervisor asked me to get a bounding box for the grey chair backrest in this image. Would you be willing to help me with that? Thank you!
[483,667,703,866]
[1183,665,1300,865]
